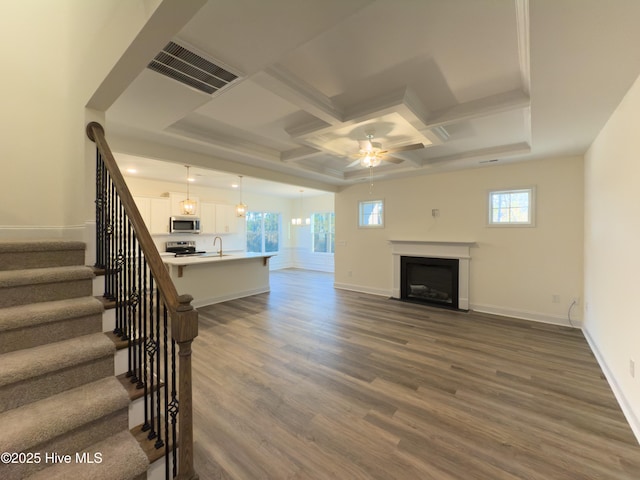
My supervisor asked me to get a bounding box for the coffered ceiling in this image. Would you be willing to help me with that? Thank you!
[104,0,640,192]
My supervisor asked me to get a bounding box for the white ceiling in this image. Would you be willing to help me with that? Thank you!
[105,0,640,193]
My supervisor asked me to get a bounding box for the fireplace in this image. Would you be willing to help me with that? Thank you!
[401,256,459,309]
[389,240,473,311]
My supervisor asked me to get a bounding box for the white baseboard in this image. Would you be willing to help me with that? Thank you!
[191,287,270,308]
[470,302,581,328]
[0,224,86,240]
[333,282,391,298]
[582,328,640,444]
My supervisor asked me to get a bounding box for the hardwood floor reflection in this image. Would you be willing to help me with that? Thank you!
[192,269,640,479]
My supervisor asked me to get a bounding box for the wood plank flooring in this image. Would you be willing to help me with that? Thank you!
[192,269,640,479]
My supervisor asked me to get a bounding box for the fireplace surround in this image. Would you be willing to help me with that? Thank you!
[389,240,473,310]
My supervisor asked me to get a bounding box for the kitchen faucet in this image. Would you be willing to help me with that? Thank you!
[213,236,223,257]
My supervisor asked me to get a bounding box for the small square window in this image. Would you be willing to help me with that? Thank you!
[488,188,535,226]
[359,199,384,228]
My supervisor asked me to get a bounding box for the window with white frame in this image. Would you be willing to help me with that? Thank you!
[488,188,535,226]
[359,199,384,228]
[312,212,335,254]
[246,211,280,253]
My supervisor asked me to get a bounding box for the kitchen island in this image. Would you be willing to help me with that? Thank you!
[163,252,274,307]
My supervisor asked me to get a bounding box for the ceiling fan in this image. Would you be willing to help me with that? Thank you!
[347,133,424,168]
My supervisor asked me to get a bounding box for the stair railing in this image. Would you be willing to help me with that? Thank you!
[87,122,198,480]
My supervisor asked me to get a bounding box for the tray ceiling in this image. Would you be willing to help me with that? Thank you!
[104,0,640,191]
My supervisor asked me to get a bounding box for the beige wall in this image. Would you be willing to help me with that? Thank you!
[584,73,640,439]
[0,0,172,238]
[335,156,584,324]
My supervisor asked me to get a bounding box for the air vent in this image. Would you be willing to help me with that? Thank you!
[148,41,239,95]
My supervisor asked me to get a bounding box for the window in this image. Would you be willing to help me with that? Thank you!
[246,211,280,253]
[359,199,384,228]
[312,212,335,253]
[488,188,535,226]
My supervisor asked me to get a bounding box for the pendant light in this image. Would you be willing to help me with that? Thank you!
[291,189,311,226]
[180,165,197,215]
[235,175,247,217]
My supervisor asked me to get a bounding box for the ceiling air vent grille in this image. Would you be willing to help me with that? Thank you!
[148,41,239,95]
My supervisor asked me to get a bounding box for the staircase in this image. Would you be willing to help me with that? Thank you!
[0,240,149,480]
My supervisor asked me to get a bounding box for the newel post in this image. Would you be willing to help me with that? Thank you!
[172,294,199,480]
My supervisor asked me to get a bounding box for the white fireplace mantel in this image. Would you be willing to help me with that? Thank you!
[389,240,475,310]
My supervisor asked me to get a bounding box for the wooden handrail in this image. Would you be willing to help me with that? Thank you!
[87,122,199,480]
[87,122,180,311]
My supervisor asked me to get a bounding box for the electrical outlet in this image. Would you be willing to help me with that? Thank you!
[432,209,440,217]
[552,294,560,303]
[572,297,580,306]
[348,271,352,277]
[631,359,636,378]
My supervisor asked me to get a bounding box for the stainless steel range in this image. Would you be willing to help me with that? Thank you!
[165,241,205,257]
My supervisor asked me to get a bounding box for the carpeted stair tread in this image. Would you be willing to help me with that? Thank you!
[24,430,149,480]
[0,240,86,253]
[0,241,85,271]
[0,376,129,454]
[0,296,103,332]
[0,265,94,288]
[0,297,104,354]
[0,332,114,388]
[0,265,94,308]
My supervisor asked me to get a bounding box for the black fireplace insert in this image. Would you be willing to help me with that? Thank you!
[400,256,459,309]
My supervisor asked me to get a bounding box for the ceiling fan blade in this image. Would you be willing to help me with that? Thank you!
[346,159,362,168]
[387,143,424,153]
[383,156,404,164]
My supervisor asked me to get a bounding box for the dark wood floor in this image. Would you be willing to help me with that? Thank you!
[192,269,640,479]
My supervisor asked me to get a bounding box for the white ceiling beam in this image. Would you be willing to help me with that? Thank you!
[424,89,530,130]
[253,65,344,126]
[166,124,282,162]
[425,142,531,165]
[280,146,324,163]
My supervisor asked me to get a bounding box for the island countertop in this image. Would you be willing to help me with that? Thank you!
[162,252,274,267]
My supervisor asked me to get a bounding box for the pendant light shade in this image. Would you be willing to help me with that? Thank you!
[235,175,247,217]
[180,165,197,215]
[291,189,311,226]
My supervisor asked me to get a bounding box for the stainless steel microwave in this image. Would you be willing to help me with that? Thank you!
[169,216,201,234]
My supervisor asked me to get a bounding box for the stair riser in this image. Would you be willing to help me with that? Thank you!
[0,250,85,271]
[0,280,92,308]
[0,314,103,355]
[0,356,114,414]
[4,408,129,479]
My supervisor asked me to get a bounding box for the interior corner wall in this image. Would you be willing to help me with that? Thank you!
[0,1,163,240]
[335,156,584,324]
[584,73,640,441]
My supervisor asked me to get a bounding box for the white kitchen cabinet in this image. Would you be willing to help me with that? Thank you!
[215,204,237,234]
[168,192,200,217]
[149,197,170,234]
[133,196,151,227]
[200,202,217,234]
[132,196,170,234]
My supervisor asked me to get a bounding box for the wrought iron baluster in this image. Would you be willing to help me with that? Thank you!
[170,336,178,478]
[145,278,157,438]
[154,299,165,449]
[136,241,144,389]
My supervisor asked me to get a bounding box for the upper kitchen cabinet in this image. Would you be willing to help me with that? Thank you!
[215,204,237,234]
[133,196,170,234]
[200,202,217,234]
